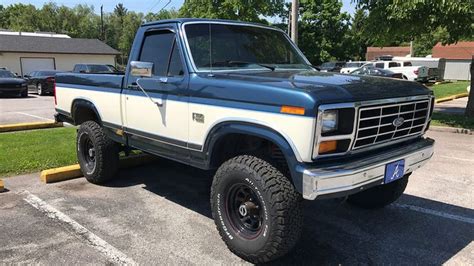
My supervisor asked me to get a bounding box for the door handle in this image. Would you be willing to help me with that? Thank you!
[136,78,163,107]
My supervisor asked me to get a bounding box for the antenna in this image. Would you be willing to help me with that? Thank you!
[209,23,213,76]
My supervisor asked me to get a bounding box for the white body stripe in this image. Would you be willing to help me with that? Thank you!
[56,86,316,162]
[188,102,315,161]
[56,86,123,127]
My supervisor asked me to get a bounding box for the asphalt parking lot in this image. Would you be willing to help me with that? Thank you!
[0,94,55,124]
[1,130,472,264]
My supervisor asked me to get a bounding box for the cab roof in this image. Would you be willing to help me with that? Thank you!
[142,18,274,29]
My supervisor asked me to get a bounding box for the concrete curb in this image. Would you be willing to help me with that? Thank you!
[429,126,472,135]
[40,153,156,183]
[435,93,469,104]
[0,179,5,192]
[0,121,63,133]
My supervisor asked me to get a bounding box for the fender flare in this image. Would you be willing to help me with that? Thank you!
[203,121,304,193]
[71,99,102,125]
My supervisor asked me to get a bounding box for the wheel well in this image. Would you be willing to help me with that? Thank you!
[209,133,290,176]
[72,101,101,125]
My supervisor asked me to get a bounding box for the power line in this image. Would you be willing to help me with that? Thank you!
[147,0,162,13]
[158,0,172,12]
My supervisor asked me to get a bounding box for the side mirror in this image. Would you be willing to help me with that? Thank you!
[130,61,153,77]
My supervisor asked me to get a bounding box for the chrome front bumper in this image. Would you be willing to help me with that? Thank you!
[297,138,435,200]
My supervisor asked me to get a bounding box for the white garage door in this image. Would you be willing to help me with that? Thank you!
[20,58,55,76]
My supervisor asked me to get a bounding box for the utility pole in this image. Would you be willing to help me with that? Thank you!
[100,5,104,41]
[288,9,291,36]
[291,0,299,45]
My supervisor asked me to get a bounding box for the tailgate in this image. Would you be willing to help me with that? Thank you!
[417,66,429,78]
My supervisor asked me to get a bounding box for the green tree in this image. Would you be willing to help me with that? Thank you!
[347,8,370,60]
[2,4,40,32]
[118,12,144,59]
[179,0,284,23]
[355,0,473,46]
[355,0,474,116]
[297,0,351,65]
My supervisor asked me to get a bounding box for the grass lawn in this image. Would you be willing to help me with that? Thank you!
[431,112,474,130]
[430,81,469,99]
[0,127,77,177]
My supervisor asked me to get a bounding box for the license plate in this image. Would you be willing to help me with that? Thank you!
[385,159,405,184]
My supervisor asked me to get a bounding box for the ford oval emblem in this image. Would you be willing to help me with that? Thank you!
[392,117,405,127]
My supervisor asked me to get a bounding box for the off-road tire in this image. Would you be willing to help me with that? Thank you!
[77,120,119,184]
[347,174,410,209]
[210,155,303,263]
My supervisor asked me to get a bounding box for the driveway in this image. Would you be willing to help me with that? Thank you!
[0,94,55,124]
[1,130,473,264]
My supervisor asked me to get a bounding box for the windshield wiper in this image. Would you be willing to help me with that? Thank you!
[206,60,275,71]
[227,61,275,71]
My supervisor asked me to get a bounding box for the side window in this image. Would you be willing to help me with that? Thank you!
[388,62,400,68]
[404,62,412,66]
[139,30,176,77]
[375,63,384,68]
[167,40,184,76]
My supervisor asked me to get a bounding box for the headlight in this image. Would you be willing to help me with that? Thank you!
[321,110,338,133]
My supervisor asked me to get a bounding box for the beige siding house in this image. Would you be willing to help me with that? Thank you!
[0,32,120,76]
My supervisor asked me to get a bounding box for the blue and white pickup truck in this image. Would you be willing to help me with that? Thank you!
[55,19,435,263]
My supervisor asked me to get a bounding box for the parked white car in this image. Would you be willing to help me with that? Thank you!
[362,61,429,82]
[340,61,367,74]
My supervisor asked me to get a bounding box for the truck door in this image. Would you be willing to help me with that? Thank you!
[123,26,189,162]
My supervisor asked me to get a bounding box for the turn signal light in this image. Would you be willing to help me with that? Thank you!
[281,106,305,115]
[319,140,338,154]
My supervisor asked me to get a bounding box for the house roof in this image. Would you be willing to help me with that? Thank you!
[432,41,474,60]
[0,35,120,55]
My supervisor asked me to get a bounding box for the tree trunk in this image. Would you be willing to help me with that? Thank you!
[465,56,474,117]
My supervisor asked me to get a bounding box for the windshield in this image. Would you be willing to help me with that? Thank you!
[321,62,336,68]
[38,71,62,76]
[345,62,364,68]
[184,23,311,71]
[88,65,114,73]
[0,70,16,78]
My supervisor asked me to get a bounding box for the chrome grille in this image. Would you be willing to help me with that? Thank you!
[353,100,430,149]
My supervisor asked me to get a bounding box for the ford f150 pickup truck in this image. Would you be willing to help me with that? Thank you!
[54,19,435,263]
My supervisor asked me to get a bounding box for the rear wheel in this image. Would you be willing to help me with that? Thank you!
[211,155,302,263]
[77,121,119,184]
[347,174,409,209]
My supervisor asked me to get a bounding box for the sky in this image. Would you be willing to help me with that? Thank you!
[0,0,357,19]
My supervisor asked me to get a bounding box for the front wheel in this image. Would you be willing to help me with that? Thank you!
[347,174,409,209]
[77,121,119,184]
[211,155,302,263]
[37,83,44,96]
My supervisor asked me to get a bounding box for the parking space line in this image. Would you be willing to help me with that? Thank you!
[15,112,53,122]
[439,155,474,163]
[20,190,136,265]
[393,203,474,224]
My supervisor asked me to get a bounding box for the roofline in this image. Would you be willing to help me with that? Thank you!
[142,18,277,30]
[0,50,120,55]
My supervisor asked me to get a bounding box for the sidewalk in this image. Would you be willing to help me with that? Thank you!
[434,97,467,114]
